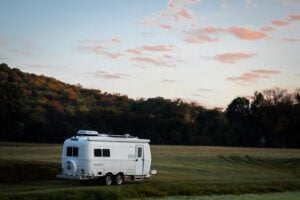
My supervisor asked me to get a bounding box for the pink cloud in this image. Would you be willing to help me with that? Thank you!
[227,73,259,82]
[110,38,121,44]
[186,0,200,4]
[79,46,122,59]
[185,35,218,43]
[260,26,274,32]
[184,26,267,44]
[78,39,123,59]
[139,17,173,31]
[138,16,157,26]
[132,57,162,66]
[78,45,103,53]
[227,69,280,83]
[175,7,194,20]
[142,45,174,52]
[201,26,223,33]
[251,69,280,75]
[289,14,300,21]
[226,27,267,40]
[95,71,129,80]
[168,0,200,8]
[160,24,172,30]
[282,38,299,42]
[131,56,175,67]
[184,29,218,43]
[282,0,300,6]
[126,48,142,55]
[163,55,173,59]
[100,51,123,59]
[141,0,199,31]
[168,0,176,8]
[213,52,256,64]
[79,38,121,46]
[272,20,290,26]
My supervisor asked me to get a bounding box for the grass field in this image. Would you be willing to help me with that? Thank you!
[144,191,300,200]
[0,142,300,199]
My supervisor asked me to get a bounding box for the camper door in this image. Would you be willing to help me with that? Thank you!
[135,145,144,175]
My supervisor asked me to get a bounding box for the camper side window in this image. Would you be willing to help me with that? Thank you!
[66,147,78,157]
[94,149,102,157]
[103,149,110,157]
[73,147,78,157]
[94,149,110,157]
[67,147,72,156]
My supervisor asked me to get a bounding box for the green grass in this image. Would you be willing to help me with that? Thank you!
[143,191,300,200]
[0,142,300,199]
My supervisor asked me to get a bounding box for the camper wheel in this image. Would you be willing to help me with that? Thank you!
[104,173,113,186]
[115,173,124,185]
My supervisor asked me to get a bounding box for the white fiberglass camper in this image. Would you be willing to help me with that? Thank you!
[57,130,156,185]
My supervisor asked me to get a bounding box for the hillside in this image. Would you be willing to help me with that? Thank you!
[0,63,208,144]
[0,63,299,147]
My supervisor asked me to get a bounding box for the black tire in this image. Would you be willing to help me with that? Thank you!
[104,174,113,186]
[115,173,124,185]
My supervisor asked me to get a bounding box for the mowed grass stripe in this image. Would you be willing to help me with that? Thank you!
[143,192,300,200]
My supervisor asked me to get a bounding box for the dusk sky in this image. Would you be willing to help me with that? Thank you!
[0,0,299,108]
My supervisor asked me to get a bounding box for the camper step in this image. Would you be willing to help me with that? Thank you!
[131,176,145,181]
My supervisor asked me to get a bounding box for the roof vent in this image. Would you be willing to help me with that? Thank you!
[109,134,135,138]
[77,130,99,136]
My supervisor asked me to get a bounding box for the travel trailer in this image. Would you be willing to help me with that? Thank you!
[57,130,156,185]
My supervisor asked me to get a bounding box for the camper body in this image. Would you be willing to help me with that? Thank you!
[57,130,155,185]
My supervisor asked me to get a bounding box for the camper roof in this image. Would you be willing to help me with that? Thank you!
[74,130,150,143]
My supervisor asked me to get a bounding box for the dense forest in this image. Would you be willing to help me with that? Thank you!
[0,63,299,148]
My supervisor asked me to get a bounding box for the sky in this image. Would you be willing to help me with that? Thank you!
[0,0,299,108]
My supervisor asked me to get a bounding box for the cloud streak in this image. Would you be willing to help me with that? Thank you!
[173,7,194,21]
[78,39,123,59]
[272,20,290,26]
[184,26,267,44]
[260,26,274,32]
[184,29,218,43]
[227,69,280,83]
[142,44,174,52]
[282,38,299,42]
[226,27,267,40]
[126,48,142,55]
[131,56,175,67]
[160,24,172,30]
[94,71,130,79]
[289,14,300,21]
[213,52,256,64]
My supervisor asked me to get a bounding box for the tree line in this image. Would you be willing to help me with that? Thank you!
[0,63,299,148]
